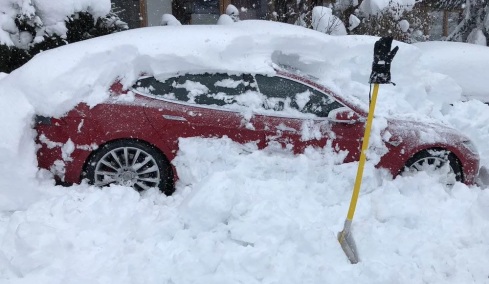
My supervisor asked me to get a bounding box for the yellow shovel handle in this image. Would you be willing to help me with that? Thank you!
[346,83,379,221]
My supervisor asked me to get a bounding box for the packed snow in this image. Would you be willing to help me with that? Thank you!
[0,20,489,283]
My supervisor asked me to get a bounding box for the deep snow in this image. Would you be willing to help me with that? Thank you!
[0,20,488,283]
[414,41,489,102]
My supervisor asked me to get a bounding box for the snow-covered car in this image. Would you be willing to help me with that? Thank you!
[35,68,481,194]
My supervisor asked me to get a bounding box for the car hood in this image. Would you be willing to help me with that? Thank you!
[385,117,470,149]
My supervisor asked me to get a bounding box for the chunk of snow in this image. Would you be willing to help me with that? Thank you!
[348,14,361,31]
[398,19,409,33]
[226,4,239,18]
[161,14,182,26]
[61,139,75,162]
[217,14,235,25]
[467,28,487,46]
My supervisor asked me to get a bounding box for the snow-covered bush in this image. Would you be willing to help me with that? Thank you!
[0,1,127,73]
[352,3,410,42]
[226,4,240,22]
[217,5,240,25]
[290,0,427,41]
[295,6,346,35]
[344,0,429,43]
[446,0,488,46]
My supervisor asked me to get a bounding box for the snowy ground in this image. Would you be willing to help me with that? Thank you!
[0,21,489,283]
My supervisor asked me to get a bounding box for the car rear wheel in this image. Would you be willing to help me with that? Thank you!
[403,149,463,186]
[85,140,174,195]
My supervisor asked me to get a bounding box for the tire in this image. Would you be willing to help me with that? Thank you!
[403,149,463,186]
[84,139,174,195]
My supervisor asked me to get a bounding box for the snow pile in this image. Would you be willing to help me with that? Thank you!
[467,28,487,45]
[160,14,182,26]
[226,4,240,22]
[217,15,235,25]
[0,20,489,282]
[1,137,488,283]
[414,41,489,102]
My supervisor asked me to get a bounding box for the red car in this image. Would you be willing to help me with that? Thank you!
[35,69,481,195]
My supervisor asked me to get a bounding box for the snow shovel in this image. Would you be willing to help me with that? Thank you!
[337,37,398,264]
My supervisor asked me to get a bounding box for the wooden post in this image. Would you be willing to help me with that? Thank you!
[443,10,449,37]
[140,0,148,27]
[220,0,232,14]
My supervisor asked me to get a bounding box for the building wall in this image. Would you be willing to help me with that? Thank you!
[146,0,173,26]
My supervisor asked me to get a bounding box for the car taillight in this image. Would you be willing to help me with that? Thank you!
[34,115,53,126]
[110,81,124,94]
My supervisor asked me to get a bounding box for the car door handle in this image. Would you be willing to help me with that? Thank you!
[162,115,187,121]
[276,124,297,133]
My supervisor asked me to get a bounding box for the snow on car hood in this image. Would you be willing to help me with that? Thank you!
[386,117,471,148]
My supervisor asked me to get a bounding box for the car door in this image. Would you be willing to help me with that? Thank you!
[251,74,363,161]
[136,73,264,150]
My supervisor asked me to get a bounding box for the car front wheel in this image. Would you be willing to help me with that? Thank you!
[84,140,173,195]
[403,149,463,186]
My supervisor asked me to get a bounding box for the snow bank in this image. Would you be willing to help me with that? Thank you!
[414,41,489,102]
[1,138,488,283]
[0,20,489,283]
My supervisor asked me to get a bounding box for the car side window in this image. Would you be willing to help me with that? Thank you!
[172,73,249,106]
[133,73,251,106]
[133,76,176,97]
[254,75,344,117]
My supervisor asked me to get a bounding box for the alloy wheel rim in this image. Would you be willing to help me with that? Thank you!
[94,146,160,191]
[408,156,456,186]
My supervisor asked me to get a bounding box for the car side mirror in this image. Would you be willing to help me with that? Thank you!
[328,107,364,124]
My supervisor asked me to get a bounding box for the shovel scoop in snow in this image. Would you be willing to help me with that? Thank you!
[338,37,398,264]
[338,219,359,264]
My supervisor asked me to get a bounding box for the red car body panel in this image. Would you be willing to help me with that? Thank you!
[35,71,480,187]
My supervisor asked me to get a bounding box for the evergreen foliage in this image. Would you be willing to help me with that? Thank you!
[446,0,488,45]
[0,8,127,73]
